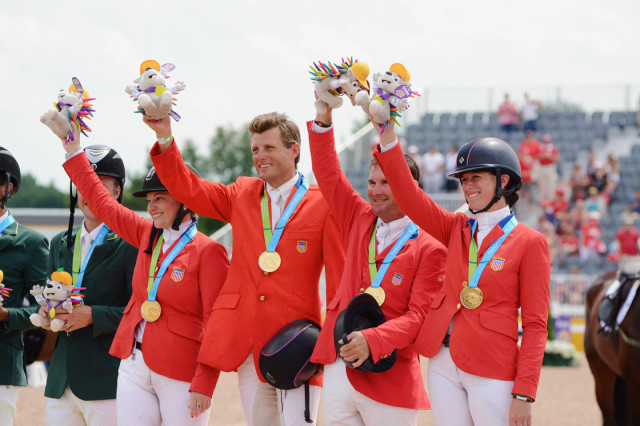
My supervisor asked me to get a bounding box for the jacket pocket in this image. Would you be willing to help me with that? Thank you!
[479,310,518,341]
[211,293,241,310]
[168,316,205,343]
[326,295,341,311]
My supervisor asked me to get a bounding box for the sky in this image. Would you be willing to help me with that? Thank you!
[2,0,639,191]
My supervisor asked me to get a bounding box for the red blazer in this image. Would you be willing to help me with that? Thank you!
[374,143,550,400]
[64,154,230,397]
[150,142,345,386]
[307,123,447,409]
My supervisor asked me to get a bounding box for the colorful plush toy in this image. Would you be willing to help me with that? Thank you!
[0,269,12,307]
[29,271,84,332]
[126,60,185,121]
[309,57,370,114]
[40,77,95,143]
[355,63,419,133]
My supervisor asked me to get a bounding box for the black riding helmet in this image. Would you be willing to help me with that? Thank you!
[334,293,397,373]
[0,146,21,209]
[134,165,200,252]
[67,145,127,247]
[449,137,522,214]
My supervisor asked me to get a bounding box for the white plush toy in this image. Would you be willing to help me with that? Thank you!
[125,60,185,121]
[309,58,370,114]
[40,77,95,142]
[30,271,83,332]
[355,63,418,133]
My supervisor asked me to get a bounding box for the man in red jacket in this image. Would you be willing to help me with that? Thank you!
[308,104,447,424]
[146,113,345,426]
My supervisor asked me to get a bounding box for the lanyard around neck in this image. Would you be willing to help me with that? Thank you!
[368,221,418,288]
[72,225,110,288]
[0,213,15,235]
[260,173,308,252]
[468,215,518,288]
[146,222,197,302]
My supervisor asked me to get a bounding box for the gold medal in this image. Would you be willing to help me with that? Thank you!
[259,251,281,273]
[460,286,483,309]
[365,286,386,306]
[141,300,162,322]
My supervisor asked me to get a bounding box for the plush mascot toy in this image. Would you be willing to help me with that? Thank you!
[29,271,84,332]
[355,63,419,133]
[309,57,370,114]
[40,77,95,143]
[126,60,185,121]
[0,269,12,307]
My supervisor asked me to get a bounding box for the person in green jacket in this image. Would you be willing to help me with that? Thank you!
[0,146,49,425]
[39,145,137,425]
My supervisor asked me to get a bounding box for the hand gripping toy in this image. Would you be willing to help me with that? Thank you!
[0,269,12,307]
[355,63,419,133]
[125,60,185,121]
[40,77,95,143]
[309,57,370,114]
[29,271,85,332]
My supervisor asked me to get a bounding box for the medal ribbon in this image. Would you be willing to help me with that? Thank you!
[368,221,418,287]
[260,172,309,252]
[72,225,110,287]
[468,215,518,288]
[0,213,16,235]
[146,222,197,302]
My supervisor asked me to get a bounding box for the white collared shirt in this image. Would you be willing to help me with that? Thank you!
[475,206,511,248]
[160,220,193,253]
[375,215,412,253]
[266,173,299,228]
[0,210,8,223]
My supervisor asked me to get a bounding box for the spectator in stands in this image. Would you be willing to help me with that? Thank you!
[623,188,640,220]
[551,188,570,216]
[407,145,424,189]
[443,144,459,192]
[497,93,519,134]
[589,161,609,199]
[559,226,579,260]
[585,187,608,218]
[538,218,560,265]
[616,217,639,257]
[521,93,541,132]
[567,198,588,230]
[421,144,445,193]
[568,162,590,202]
[579,211,608,263]
[517,130,541,207]
[537,134,560,203]
[604,152,620,200]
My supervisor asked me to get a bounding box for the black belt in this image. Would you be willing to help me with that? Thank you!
[443,335,450,347]
[135,341,142,350]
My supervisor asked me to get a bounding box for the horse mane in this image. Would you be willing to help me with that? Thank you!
[308,57,357,82]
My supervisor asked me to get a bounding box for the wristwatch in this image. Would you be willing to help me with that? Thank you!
[512,394,533,402]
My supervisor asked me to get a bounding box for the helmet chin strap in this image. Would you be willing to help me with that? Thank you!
[467,168,515,215]
[1,172,15,210]
[171,204,192,231]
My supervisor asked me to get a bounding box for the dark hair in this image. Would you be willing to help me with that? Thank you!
[0,174,5,186]
[249,112,301,168]
[369,154,420,183]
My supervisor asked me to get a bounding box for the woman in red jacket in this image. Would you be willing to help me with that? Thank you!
[60,134,229,426]
[374,132,550,426]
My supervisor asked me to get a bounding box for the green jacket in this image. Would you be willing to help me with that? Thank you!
[45,225,136,400]
[0,218,49,386]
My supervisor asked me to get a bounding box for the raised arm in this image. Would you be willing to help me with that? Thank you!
[308,107,371,236]
[60,127,148,249]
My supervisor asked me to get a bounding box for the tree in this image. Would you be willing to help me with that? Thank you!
[206,125,254,184]
[10,173,67,207]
